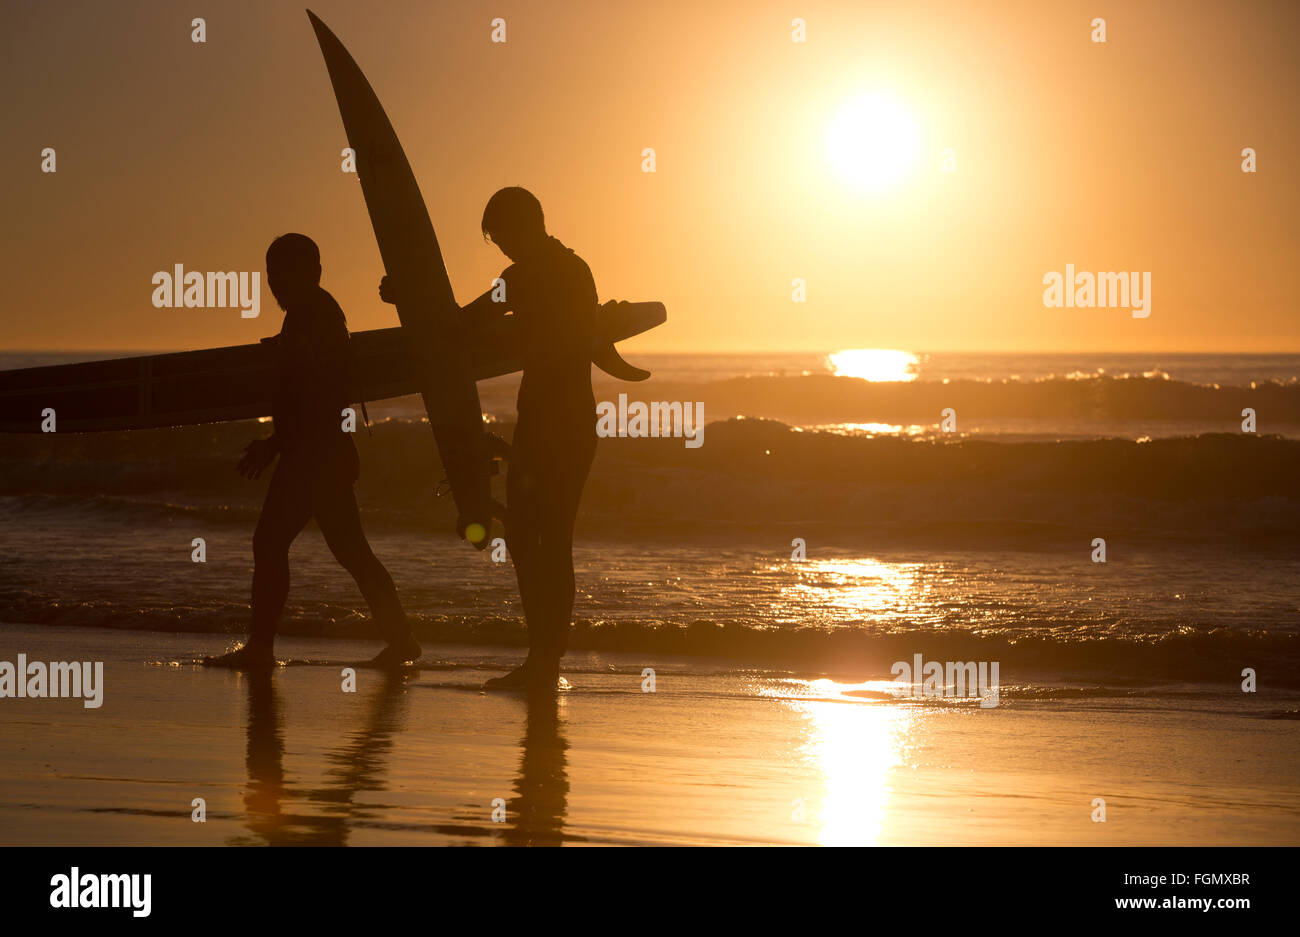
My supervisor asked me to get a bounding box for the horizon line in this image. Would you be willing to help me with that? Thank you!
[5,347,1300,357]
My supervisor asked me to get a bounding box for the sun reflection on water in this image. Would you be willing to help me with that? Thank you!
[780,558,929,619]
[791,680,911,845]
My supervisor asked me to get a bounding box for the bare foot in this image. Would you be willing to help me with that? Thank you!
[484,663,530,689]
[202,643,275,670]
[364,637,422,670]
[484,656,564,694]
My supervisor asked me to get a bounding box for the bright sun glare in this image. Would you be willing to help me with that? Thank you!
[828,92,920,191]
[829,348,919,382]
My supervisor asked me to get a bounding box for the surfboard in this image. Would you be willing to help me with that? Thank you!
[307,10,501,546]
[0,299,664,433]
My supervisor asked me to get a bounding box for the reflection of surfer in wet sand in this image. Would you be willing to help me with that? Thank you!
[206,234,421,670]
[382,188,596,692]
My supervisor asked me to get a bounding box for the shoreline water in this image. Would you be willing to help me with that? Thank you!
[2,624,1297,846]
[4,511,1297,685]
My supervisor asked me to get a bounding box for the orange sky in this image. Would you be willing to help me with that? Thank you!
[2,0,1297,353]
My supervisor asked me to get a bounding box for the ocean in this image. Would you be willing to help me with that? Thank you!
[2,350,1298,693]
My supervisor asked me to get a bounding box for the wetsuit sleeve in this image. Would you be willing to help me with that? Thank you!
[462,265,517,326]
[268,331,303,447]
[462,285,509,322]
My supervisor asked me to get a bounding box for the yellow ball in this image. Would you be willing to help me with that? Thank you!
[465,522,487,544]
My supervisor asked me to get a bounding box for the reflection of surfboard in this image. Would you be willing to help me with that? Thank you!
[0,300,665,433]
[308,10,494,546]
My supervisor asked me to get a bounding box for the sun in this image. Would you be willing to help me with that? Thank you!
[828,92,920,191]
[828,348,919,382]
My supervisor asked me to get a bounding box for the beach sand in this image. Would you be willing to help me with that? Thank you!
[1,623,1297,846]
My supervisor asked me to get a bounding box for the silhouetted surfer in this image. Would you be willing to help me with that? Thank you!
[206,234,420,670]
[381,188,596,692]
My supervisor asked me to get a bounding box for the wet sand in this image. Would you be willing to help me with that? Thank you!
[1,624,1298,846]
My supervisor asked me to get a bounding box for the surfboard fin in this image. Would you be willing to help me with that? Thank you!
[593,341,651,382]
[592,299,661,381]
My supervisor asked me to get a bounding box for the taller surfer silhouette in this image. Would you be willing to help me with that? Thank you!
[206,233,421,670]
[382,188,596,692]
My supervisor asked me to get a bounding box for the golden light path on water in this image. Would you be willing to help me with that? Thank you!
[801,561,913,843]
[779,558,929,618]
[808,683,911,845]
[766,679,913,846]
[828,348,919,382]
[762,558,929,843]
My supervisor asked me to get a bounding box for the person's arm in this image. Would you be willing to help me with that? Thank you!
[461,286,509,321]
[380,274,514,324]
[238,334,286,477]
[237,435,279,478]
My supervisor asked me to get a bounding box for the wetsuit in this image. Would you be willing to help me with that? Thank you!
[497,237,598,656]
[249,287,410,648]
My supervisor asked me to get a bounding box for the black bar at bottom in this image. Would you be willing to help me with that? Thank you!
[3,845,1284,924]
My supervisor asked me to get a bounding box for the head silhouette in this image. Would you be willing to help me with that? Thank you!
[266,233,322,310]
[482,187,547,262]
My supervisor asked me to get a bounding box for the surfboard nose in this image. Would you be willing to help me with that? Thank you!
[306,10,345,60]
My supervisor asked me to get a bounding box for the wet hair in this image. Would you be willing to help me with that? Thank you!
[265,233,321,276]
[481,187,545,241]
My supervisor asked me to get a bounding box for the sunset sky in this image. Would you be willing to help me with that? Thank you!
[2,0,1297,353]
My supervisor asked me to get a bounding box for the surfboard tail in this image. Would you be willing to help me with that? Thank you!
[593,300,665,382]
[433,421,494,549]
